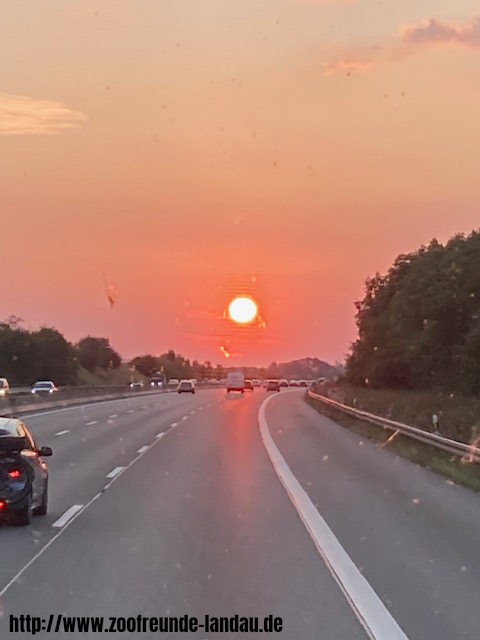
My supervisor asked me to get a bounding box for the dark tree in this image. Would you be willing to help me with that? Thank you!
[346,230,480,394]
[130,355,161,377]
[75,336,121,373]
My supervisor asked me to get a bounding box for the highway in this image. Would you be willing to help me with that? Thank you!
[0,388,479,639]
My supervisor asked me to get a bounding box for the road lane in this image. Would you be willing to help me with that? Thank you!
[0,390,366,639]
[265,390,480,640]
[1,388,478,639]
[0,389,223,592]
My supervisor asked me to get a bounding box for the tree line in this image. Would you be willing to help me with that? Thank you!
[0,318,337,387]
[346,230,480,395]
[0,317,121,385]
[130,353,337,382]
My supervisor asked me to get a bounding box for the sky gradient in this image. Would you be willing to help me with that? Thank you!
[1,0,480,365]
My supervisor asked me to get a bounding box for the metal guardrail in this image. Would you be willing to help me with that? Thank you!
[307,389,480,464]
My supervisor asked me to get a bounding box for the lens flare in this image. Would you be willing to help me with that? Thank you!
[228,297,258,324]
[219,345,231,358]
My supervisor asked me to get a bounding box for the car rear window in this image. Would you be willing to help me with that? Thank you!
[0,419,26,438]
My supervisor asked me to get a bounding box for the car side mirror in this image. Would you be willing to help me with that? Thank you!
[39,446,53,457]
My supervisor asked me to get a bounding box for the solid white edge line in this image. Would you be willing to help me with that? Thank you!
[170,422,179,427]
[106,466,124,479]
[258,393,409,640]
[137,445,149,454]
[51,504,84,529]
[54,430,70,436]
[156,433,165,439]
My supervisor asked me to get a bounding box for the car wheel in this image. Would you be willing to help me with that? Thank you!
[33,482,48,516]
[15,499,31,526]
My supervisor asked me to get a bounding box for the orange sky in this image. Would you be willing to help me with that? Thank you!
[1,0,480,365]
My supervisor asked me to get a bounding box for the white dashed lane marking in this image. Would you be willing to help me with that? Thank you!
[52,505,84,529]
[106,466,124,479]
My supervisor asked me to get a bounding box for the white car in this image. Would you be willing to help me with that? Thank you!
[168,379,180,387]
[31,381,58,395]
[129,381,144,390]
[0,378,10,397]
[177,380,195,394]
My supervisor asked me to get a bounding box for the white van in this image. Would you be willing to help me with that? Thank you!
[0,378,9,397]
[226,371,245,393]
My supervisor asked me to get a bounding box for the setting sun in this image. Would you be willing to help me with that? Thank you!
[228,297,258,324]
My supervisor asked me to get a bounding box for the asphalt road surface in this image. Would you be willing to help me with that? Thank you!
[0,388,479,639]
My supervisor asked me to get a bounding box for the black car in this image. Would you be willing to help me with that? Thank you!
[0,418,52,526]
[266,380,280,392]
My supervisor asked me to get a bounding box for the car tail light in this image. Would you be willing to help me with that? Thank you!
[0,500,5,510]
[8,469,21,479]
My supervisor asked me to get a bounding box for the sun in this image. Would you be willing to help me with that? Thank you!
[228,296,258,324]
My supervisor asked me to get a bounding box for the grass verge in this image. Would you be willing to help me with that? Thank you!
[306,393,480,493]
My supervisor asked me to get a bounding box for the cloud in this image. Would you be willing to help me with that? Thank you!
[402,16,480,47]
[292,0,357,4]
[290,0,359,6]
[324,56,373,76]
[0,93,87,136]
[325,14,480,76]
